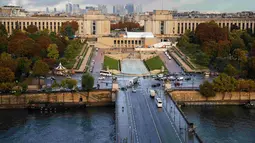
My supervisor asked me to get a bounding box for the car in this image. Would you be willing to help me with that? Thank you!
[51,76,56,80]
[132,88,136,93]
[177,76,184,81]
[98,77,105,80]
[96,48,99,51]
[151,84,157,88]
[157,74,164,78]
[156,83,161,87]
[168,76,176,81]
[185,77,191,81]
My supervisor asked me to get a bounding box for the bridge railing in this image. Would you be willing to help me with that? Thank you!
[166,91,203,143]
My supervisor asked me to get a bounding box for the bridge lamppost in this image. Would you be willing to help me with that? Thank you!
[192,77,195,90]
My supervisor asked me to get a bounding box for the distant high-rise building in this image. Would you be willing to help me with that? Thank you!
[135,4,142,14]
[113,5,126,15]
[98,4,107,14]
[85,6,97,11]
[54,8,57,13]
[125,4,134,14]
[46,7,49,13]
[66,2,72,14]
[73,4,80,14]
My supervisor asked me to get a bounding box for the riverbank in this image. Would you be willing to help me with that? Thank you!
[169,91,255,105]
[0,90,115,109]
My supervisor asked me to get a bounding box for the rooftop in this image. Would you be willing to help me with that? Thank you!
[124,31,154,38]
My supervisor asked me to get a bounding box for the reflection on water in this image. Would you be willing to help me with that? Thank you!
[0,107,115,143]
[181,106,255,143]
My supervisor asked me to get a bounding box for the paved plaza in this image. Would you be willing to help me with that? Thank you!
[121,59,149,75]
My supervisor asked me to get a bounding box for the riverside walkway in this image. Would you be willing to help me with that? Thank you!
[74,46,93,73]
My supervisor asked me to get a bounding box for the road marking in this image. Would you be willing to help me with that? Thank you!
[141,89,162,143]
[125,89,139,143]
[162,101,183,143]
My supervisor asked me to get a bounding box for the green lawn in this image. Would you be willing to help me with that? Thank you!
[103,56,119,70]
[144,56,167,71]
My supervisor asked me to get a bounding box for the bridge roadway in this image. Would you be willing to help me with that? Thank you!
[116,77,201,143]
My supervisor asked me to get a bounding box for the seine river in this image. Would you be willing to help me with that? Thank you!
[182,106,255,143]
[0,107,115,143]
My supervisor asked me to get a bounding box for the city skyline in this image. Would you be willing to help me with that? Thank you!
[1,0,255,13]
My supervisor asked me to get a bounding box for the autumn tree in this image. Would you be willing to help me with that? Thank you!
[0,52,17,72]
[0,35,8,53]
[195,21,228,44]
[47,44,59,59]
[111,22,140,31]
[60,21,79,38]
[25,25,38,34]
[32,60,49,86]
[35,35,52,57]
[0,67,15,82]
[8,37,36,57]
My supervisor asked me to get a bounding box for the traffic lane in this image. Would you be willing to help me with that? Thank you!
[129,90,161,143]
[159,53,183,73]
[141,78,187,142]
[142,91,182,143]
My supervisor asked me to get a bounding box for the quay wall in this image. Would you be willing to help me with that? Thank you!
[0,90,113,109]
[169,91,255,105]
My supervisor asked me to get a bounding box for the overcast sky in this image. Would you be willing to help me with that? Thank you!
[0,0,255,12]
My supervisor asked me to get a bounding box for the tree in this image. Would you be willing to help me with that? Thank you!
[230,38,245,54]
[16,57,32,78]
[47,44,59,59]
[32,60,49,86]
[233,49,248,68]
[8,38,36,57]
[199,81,216,99]
[213,73,237,100]
[224,64,238,77]
[195,52,210,67]
[0,82,14,93]
[248,57,255,79]
[82,73,94,91]
[0,24,7,36]
[247,80,255,100]
[61,78,77,90]
[0,52,17,72]
[35,35,52,57]
[0,35,8,53]
[195,21,228,44]
[0,67,15,82]
[60,21,79,38]
[25,25,38,34]
[43,58,56,70]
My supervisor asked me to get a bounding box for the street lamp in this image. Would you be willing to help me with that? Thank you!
[192,77,195,90]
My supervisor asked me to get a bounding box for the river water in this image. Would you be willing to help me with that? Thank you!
[0,107,115,143]
[181,106,255,143]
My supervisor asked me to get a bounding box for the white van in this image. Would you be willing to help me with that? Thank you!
[156,98,163,108]
[100,70,112,77]
[150,90,156,98]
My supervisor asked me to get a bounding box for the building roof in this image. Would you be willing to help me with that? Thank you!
[124,32,154,38]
